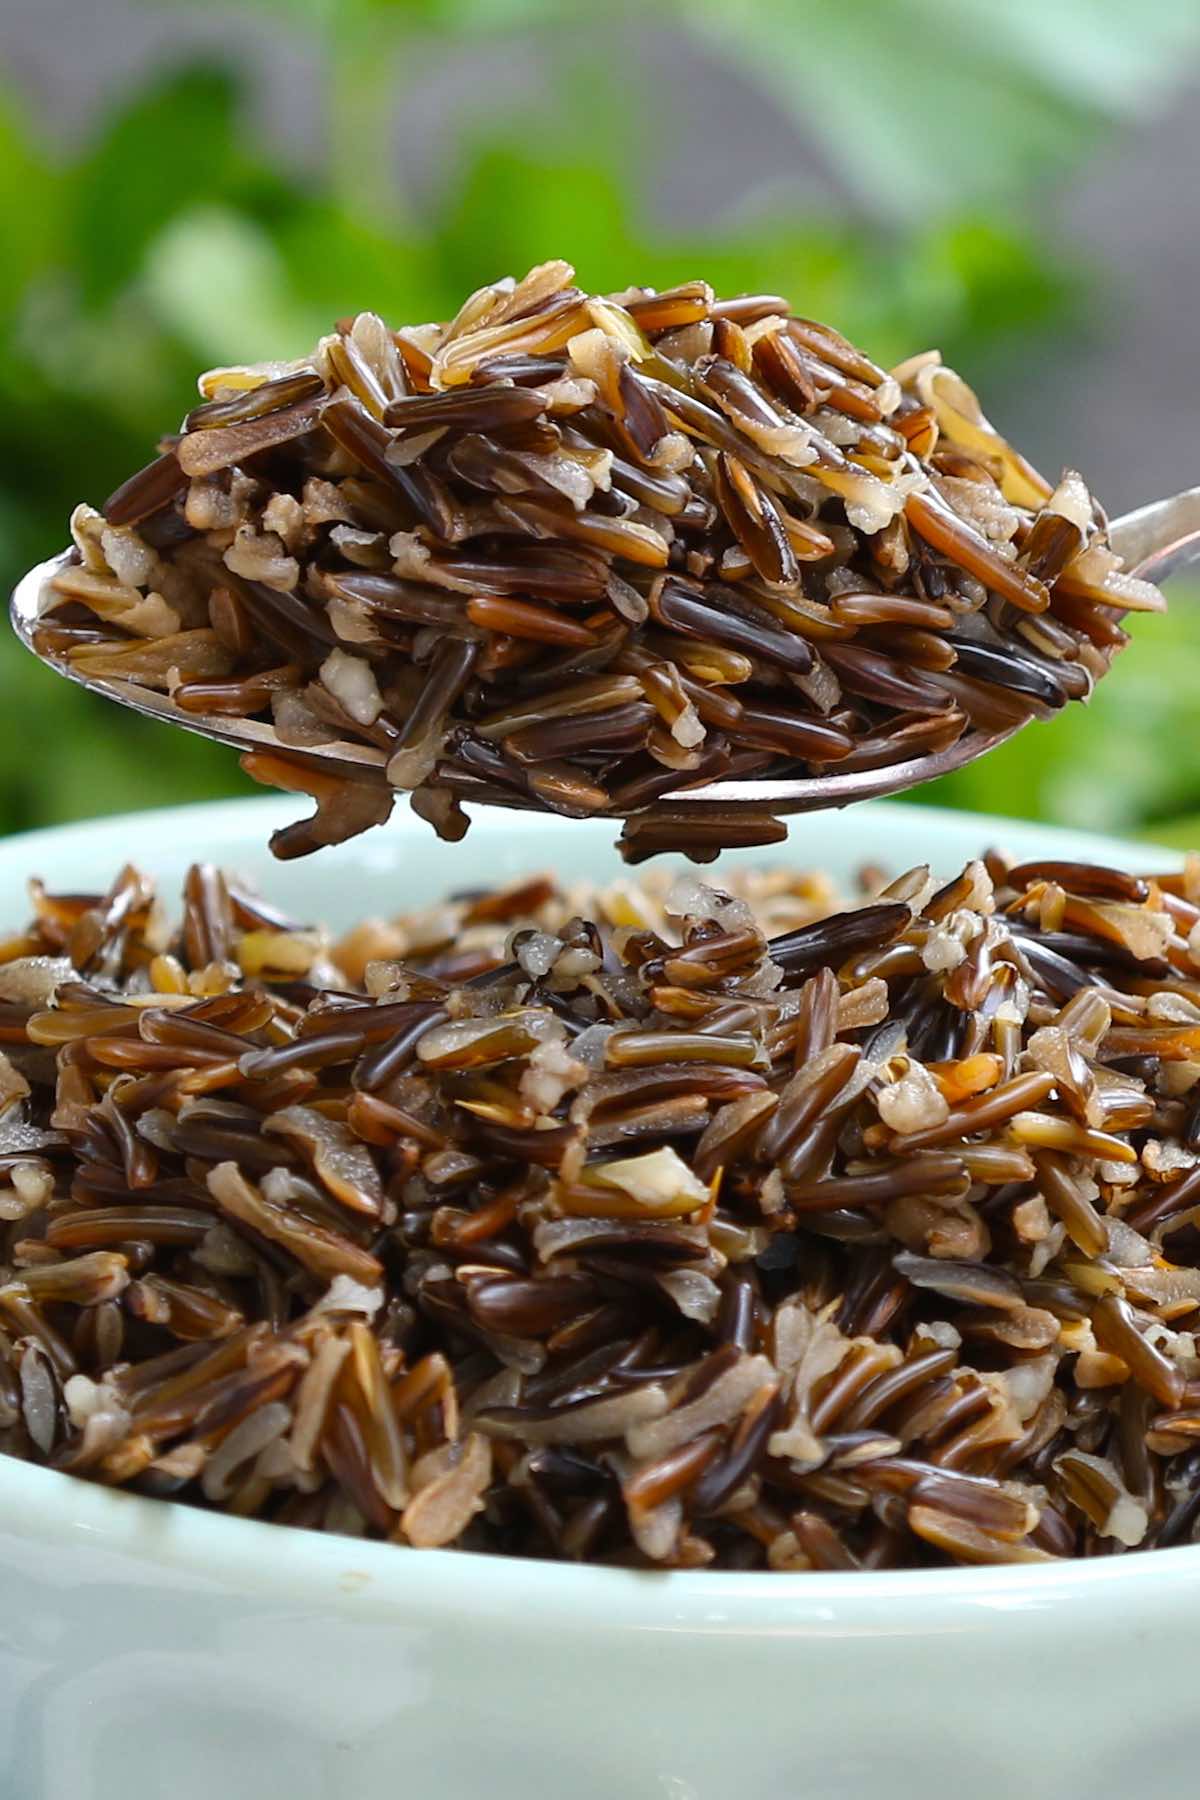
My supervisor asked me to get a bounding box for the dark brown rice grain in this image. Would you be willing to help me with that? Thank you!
[2,847,1199,1566]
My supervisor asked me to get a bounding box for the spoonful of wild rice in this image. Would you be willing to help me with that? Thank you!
[5,848,1200,1567]
[10,260,1195,862]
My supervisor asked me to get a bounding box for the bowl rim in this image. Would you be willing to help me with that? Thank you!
[3,794,1198,1624]
[0,789,1188,872]
[6,1450,1200,1626]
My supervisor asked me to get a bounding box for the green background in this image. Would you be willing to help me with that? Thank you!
[2,0,1198,843]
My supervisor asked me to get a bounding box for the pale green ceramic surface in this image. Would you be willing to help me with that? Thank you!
[1,797,1197,1800]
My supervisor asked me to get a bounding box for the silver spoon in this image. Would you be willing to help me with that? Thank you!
[10,485,1200,816]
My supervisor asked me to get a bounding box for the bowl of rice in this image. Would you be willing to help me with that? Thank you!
[3,796,1200,1800]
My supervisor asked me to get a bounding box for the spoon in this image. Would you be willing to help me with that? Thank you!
[10,485,1200,817]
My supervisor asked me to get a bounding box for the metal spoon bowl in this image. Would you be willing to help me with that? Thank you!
[11,486,1200,815]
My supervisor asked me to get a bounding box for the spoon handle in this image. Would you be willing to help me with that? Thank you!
[1109,485,1200,585]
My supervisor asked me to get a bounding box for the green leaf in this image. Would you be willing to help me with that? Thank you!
[0,88,64,308]
[684,0,1197,216]
[930,0,1200,117]
[70,65,261,308]
[898,217,1081,372]
[438,148,640,296]
[437,144,880,347]
[271,200,442,328]
[140,206,323,365]
[1139,815,1200,853]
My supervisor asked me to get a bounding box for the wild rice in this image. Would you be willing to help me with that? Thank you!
[42,264,1162,862]
[3,848,1200,1567]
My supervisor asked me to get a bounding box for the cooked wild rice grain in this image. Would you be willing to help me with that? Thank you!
[3,849,1200,1566]
[44,265,1162,862]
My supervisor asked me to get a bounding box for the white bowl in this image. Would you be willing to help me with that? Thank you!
[3,796,1197,1800]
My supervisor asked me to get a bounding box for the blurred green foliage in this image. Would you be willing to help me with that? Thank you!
[1,0,1197,837]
